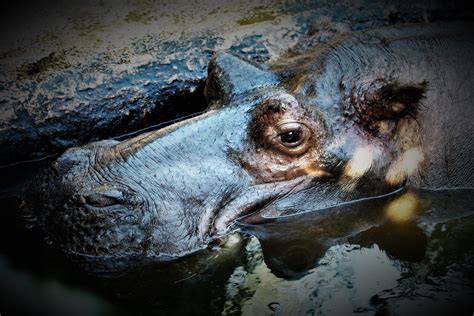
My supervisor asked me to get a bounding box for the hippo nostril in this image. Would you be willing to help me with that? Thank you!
[83,192,124,208]
[52,147,93,175]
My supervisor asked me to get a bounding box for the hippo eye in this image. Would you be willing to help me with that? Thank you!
[273,122,311,155]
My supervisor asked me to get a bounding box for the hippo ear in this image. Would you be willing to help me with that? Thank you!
[204,52,279,105]
[378,81,427,116]
[354,80,428,125]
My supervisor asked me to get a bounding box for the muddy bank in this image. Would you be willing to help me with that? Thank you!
[1,0,472,165]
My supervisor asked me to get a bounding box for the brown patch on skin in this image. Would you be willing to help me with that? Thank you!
[289,74,312,95]
[249,93,295,149]
[303,164,332,177]
[241,92,330,183]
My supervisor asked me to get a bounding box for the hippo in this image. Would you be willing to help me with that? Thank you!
[24,22,474,270]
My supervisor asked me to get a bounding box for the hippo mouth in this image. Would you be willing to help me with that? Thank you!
[234,181,406,226]
[207,176,315,239]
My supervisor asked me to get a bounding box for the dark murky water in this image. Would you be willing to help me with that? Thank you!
[1,161,474,315]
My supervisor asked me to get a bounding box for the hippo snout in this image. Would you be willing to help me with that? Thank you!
[48,145,141,216]
[23,144,152,268]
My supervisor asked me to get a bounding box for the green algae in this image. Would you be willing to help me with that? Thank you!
[237,7,276,26]
[16,52,71,81]
[125,10,155,24]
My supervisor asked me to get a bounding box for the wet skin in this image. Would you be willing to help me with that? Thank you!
[240,187,474,279]
[25,22,474,269]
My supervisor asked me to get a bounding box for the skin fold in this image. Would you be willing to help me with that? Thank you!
[24,22,474,270]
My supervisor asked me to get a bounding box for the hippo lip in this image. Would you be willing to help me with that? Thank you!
[243,186,407,225]
[207,176,313,238]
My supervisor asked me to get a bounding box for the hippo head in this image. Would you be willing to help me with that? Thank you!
[25,44,429,269]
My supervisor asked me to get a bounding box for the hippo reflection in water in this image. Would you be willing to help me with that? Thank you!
[25,23,474,269]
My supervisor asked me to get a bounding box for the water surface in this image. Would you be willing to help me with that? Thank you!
[0,163,473,315]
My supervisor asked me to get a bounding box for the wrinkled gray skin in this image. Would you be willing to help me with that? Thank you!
[25,22,474,269]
